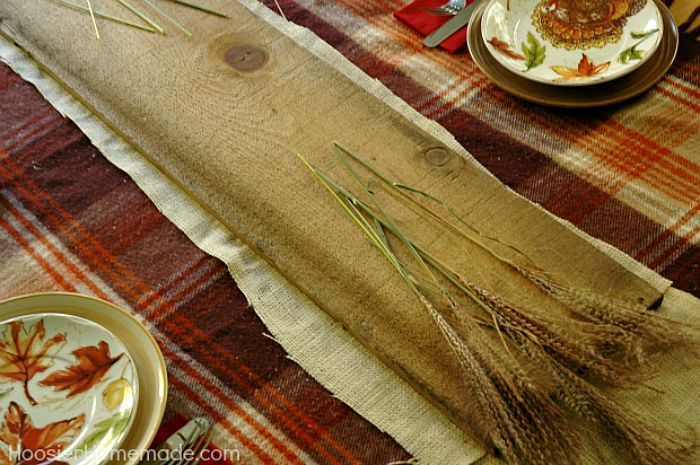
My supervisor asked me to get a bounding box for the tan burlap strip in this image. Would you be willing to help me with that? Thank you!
[2,5,698,461]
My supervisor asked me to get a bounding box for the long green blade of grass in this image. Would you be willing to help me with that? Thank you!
[85,0,100,39]
[141,0,192,36]
[163,0,228,18]
[54,0,157,32]
[117,0,165,33]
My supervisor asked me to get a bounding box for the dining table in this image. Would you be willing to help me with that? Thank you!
[0,0,698,464]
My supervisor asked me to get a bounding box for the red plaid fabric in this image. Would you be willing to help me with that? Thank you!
[0,64,410,464]
[1,0,699,463]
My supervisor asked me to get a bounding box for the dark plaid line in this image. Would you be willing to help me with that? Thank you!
[663,246,700,294]
[679,6,700,39]
[676,28,700,70]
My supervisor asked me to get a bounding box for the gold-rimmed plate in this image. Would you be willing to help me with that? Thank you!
[0,293,167,465]
[0,312,139,465]
[468,0,679,107]
[481,0,664,86]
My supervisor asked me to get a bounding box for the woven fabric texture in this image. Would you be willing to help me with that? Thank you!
[0,0,699,464]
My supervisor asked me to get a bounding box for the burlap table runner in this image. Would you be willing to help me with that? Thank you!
[0,36,481,465]
[2,1,698,462]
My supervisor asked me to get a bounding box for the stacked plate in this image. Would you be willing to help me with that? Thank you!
[468,0,679,107]
[0,293,167,465]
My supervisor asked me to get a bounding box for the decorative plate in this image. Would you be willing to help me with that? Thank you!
[481,0,664,86]
[0,294,167,465]
[468,0,679,107]
[0,312,138,465]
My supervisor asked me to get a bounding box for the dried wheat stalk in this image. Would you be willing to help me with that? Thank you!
[334,142,697,357]
[296,143,698,465]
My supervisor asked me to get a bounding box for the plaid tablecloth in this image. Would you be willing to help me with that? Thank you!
[1,0,698,463]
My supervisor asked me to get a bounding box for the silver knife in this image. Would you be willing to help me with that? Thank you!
[423,0,479,48]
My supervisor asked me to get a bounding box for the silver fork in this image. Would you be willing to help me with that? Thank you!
[420,0,467,16]
[142,418,214,465]
[184,426,214,465]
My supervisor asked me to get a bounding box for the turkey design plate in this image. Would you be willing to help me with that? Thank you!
[0,313,138,465]
[481,0,664,85]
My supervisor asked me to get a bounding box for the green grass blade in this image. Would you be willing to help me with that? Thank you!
[141,0,192,36]
[163,0,228,18]
[85,0,100,39]
[333,143,454,305]
[295,154,424,298]
[117,0,165,33]
[272,0,287,20]
[53,0,157,31]
[332,142,539,270]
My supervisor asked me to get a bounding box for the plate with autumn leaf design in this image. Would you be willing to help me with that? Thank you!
[0,294,166,465]
[0,312,138,465]
[481,0,664,85]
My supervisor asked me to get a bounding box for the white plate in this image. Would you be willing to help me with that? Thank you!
[481,0,664,86]
[0,312,139,465]
[0,293,167,465]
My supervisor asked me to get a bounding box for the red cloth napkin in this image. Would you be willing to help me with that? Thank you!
[394,0,474,53]
[151,414,234,465]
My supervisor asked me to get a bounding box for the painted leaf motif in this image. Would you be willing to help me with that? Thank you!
[0,402,84,465]
[551,54,610,81]
[631,29,659,40]
[521,32,546,70]
[620,29,659,64]
[0,448,11,465]
[577,54,609,75]
[488,37,525,60]
[619,45,643,64]
[0,320,66,405]
[75,414,129,452]
[39,341,123,397]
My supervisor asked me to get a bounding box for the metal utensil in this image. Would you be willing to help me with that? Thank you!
[172,426,214,465]
[420,0,466,16]
[140,418,213,465]
[423,0,479,48]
